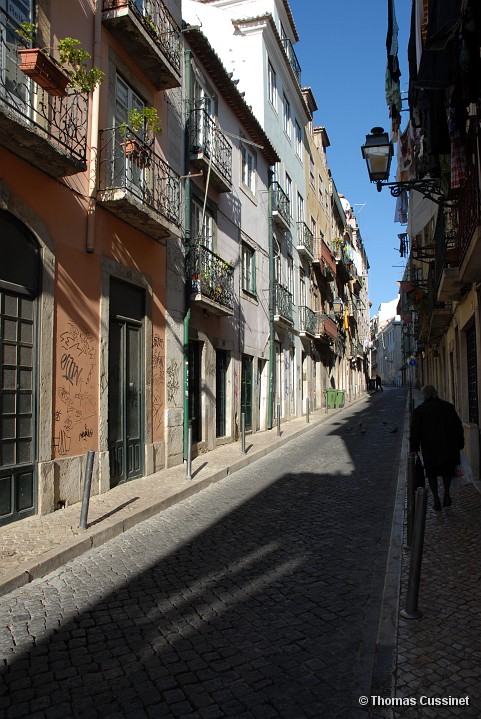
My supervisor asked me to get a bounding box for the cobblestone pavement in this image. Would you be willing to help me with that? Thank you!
[0,390,406,719]
[392,473,481,717]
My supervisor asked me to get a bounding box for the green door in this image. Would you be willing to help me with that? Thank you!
[0,212,38,526]
[189,341,202,443]
[216,350,228,437]
[108,280,144,487]
[241,354,253,431]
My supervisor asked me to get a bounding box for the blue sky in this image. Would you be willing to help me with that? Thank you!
[289,0,411,316]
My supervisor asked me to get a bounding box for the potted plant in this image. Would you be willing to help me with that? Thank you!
[16,22,104,96]
[120,106,162,167]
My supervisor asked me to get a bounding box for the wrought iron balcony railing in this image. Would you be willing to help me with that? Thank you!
[0,8,88,175]
[271,181,291,226]
[98,127,181,227]
[296,221,314,260]
[281,38,301,86]
[188,244,235,311]
[299,306,317,336]
[102,0,181,84]
[189,108,232,190]
[274,282,293,323]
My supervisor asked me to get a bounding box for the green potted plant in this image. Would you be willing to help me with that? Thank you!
[120,106,162,167]
[16,22,104,96]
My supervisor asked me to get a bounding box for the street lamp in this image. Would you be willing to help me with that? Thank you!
[361,127,446,204]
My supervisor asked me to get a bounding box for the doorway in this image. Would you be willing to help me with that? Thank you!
[0,211,38,525]
[189,340,202,443]
[108,279,144,487]
[241,354,253,431]
[216,349,228,438]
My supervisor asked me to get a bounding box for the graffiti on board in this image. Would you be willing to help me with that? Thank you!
[54,320,96,456]
[152,334,165,433]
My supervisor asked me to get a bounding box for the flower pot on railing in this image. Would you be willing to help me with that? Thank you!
[17,48,70,96]
[121,138,152,168]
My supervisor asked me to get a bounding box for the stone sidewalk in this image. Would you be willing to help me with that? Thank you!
[371,390,481,717]
[0,396,365,599]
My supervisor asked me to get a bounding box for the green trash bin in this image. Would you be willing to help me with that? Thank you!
[336,390,346,408]
[326,388,337,409]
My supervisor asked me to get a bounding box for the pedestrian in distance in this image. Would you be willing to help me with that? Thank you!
[409,384,464,511]
[375,374,383,392]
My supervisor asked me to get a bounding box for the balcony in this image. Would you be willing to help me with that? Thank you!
[457,149,481,283]
[313,238,336,281]
[0,9,88,176]
[188,244,235,316]
[271,181,291,229]
[296,221,314,262]
[299,306,317,338]
[97,127,181,240]
[435,206,465,302]
[316,313,339,342]
[189,108,232,193]
[281,38,301,86]
[274,283,293,326]
[102,0,181,89]
[332,242,353,283]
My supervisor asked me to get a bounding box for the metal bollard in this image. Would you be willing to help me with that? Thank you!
[186,424,192,479]
[401,487,428,619]
[79,450,95,530]
[241,412,246,453]
[306,398,309,423]
[405,454,416,549]
[325,392,328,414]
[277,403,281,436]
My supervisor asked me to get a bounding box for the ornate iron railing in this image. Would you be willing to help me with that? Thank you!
[98,127,181,226]
[296,221,314,257]
[189,108,232,186]
[271,181,291,225]
[102,0,181,74]
[299,306,317,335]
[188,244,235,310]
[274,282,293,322]
[457,146,480,266]
[281,38,301,86]
[0,8,88,167]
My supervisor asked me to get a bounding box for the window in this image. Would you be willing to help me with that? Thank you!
[309,154,315,187]
[300,269,306,307]
[285,173,292,214]
[268,61,277,109]
[297,193,304,223]
[318,175,323,204]
[241,142,256,193]
[287,254,294,298]
[242,243,256,295]
[283,94,291,138]
[311,217,316,241]
[295,120,302,158]
[192,198,214,250]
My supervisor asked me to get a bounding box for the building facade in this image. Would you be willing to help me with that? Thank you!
[0,0,371,526]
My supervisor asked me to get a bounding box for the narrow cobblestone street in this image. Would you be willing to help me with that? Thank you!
[0,391,406,719]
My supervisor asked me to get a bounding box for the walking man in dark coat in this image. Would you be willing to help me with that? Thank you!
[410,385,464,510]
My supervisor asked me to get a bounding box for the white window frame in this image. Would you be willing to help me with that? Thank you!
[192,198,215,251]
[295,120,302,159]
[242,243,256,296]
[285,173,292,215]
[297,193,304,223]
[241,141,256,194]
[283,93,291,139]
[268,60,277,110]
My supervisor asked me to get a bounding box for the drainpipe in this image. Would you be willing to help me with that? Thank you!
[267,169,275,429]
[86,0,102,253]
[183,50,192,459]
